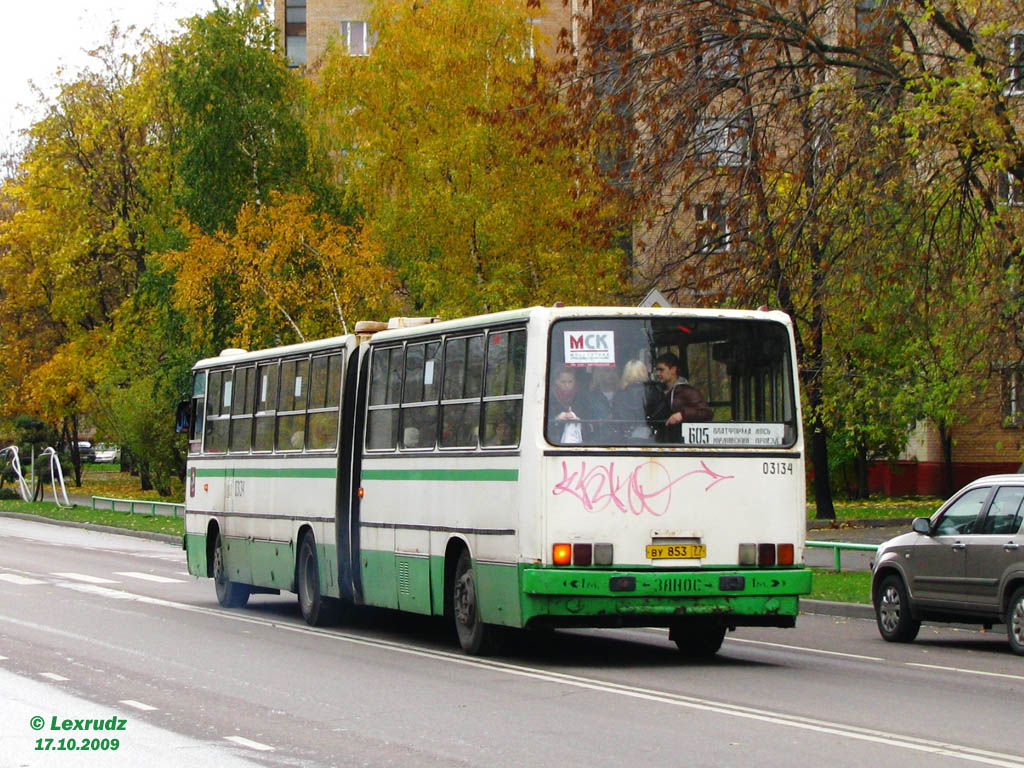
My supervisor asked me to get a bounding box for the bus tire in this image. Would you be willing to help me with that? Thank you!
[297,534,328,627]
[453,549,494,655]
[671,620,726,657]
[213,532,249,609]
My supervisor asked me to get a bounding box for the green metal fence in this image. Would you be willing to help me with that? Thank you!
[91,496,184,518]
[805,541,878,572]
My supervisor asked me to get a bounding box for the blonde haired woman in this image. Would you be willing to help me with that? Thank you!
[612,360,658,442]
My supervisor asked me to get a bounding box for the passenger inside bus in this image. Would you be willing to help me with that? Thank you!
[548,366,599,444]
[650,352,712,441]
[612,359,660,442]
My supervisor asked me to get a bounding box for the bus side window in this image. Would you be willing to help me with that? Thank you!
[189,371,207,453]
[440,335,484,448]
[367,346,401,450]
[482,329,525,447]
[229,366,255,453]
[307,353,342,450]
[401,341,440,450]
[277,357,310,451]
[204,370,230,453]
[254,361,279,452]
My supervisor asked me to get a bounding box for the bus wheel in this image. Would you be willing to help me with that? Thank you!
[213,532,249,609]
[671,621,726,658]
[297,534,328,626]
[453,549,493,655]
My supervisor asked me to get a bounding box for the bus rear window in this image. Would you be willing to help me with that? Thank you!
[546,317,797,448]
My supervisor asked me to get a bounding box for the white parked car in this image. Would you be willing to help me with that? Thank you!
[93,444,121,464]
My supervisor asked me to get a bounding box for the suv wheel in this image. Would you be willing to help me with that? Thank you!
[1007,586,1024,656]
[875,574,921,643]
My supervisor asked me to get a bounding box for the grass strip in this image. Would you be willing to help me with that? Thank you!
[809,497,940,521]
[0,498,183,537]
[808,568,872,604]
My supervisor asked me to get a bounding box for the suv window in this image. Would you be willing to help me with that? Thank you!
[933,487,990,536]
[982,486,1024,535]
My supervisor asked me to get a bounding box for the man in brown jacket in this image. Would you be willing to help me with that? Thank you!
[652,352,712,441]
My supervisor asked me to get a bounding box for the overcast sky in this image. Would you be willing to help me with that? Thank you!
[1,0,222,151]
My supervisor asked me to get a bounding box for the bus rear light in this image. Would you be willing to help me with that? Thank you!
[573,543,593,566]
[777,543,794,565]
[594,543,613,566]
[553,543,572,566]
[758,543,776,566]
[738,544,757,565]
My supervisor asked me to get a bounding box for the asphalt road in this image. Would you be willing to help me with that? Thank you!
[1,517,1022,768]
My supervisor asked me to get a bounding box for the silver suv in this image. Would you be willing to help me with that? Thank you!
[871,475,1024,655]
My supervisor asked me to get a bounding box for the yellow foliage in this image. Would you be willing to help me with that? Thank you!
[161,193,401,349]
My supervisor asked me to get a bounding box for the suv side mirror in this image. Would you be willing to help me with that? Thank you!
[912,516,931,535]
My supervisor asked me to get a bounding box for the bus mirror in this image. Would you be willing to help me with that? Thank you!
[175,401,191,434]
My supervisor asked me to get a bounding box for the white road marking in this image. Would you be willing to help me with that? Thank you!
[52,572,119,584]
[120,699,158,711]
[57,583,134,600]
[225,736,275,751]
[0,655,7,660]
[114,572,184,583]
[39,673,69,681]
[0,573,46,585]
[727,636,885,661]
[906,663,1024,683]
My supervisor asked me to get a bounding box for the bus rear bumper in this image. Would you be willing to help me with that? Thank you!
[519,567,811,629]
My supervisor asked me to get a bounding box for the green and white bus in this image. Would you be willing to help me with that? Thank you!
[182,306,811,655]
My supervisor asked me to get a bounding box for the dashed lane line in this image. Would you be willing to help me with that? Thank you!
[225,736,275,752]
[52,572,119,584]
[120,699,158,711]
[114,572,185,584]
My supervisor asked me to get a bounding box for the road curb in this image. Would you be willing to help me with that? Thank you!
[0,509,182,547]
[801,598,874,620]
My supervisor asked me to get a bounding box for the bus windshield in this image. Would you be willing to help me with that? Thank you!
[547,316,797,448]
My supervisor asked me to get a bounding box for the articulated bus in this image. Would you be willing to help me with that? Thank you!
[182,306,811,655]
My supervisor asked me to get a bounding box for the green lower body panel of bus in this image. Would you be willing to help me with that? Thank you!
[183,531,339,598]
[519,567,812,629]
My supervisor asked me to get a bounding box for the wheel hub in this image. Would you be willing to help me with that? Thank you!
[880,587,900,633]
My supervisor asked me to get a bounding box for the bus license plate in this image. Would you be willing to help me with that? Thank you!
[646,544,706,559]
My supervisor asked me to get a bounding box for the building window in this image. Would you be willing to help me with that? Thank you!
[340,20,374,56]
[695,117,748,168]
[695,203,733,252]
[998,171,1024,206]
[695,29,741,80]
[285,0,307,67]
[1002,365,1024,427]
[1008,33,1024,94]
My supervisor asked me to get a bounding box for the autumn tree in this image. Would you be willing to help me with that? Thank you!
[0,28,163,484]
[563,0,1024,513]
[161,192,401,350]
[310,0,625,316]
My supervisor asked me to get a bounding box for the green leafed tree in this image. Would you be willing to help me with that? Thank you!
[164,1,310,235]
[310,0,626,317]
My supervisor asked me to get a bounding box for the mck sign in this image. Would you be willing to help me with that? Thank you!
[563,331,616,366]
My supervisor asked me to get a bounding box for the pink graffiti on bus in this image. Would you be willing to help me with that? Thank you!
[552,459,733,516]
